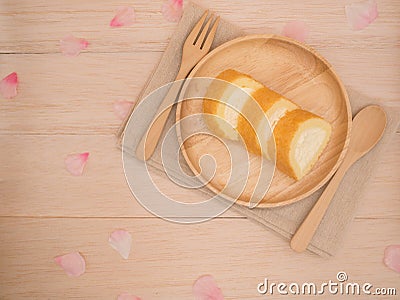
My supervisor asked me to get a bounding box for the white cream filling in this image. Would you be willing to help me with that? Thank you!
[215,86,254,140]
[255,118,272,157]
[294,127,326,171]
[224,87,254,125]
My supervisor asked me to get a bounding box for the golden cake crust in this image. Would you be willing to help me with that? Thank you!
[236,87,297,156]
[203,69,263,141]
[202,69,332,181]
[273,109,323,180]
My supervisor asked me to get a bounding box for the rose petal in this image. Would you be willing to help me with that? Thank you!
[0,72,18,99]
[54,252,86,277]
[193,275,224,300]
[383,245,400,273]
[109,229,132,259]
[110,6,136,27]
[162,0,183,23]
[117,293,141,300]
[113,100,134,120]
[282,21,309,42]
[60,34,89,56]
[345,0,378,31]
[65,152,89,176]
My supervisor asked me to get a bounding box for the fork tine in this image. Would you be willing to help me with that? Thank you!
[201,16,220,51]
[196,14,213,48]
[186,10,209,45]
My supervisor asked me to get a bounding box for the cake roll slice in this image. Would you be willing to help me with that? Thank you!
[239,87,298,158]
[273,109,332,180]
[203,69,298,157]
[203,69,332,181]
[203,69,263,141]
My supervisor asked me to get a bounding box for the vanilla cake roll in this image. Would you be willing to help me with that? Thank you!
[273,109,331,180]
[203,69,332,180]
[203,69,264,141]
[203,69,298,156]
[203,69,299,158]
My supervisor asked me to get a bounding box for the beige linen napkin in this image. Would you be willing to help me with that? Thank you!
[118,2,400,257]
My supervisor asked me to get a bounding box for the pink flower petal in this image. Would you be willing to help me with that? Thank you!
[110,7,135,27]
[384,245,400,273]
[345,0,378,31]
[117,293,141,300]
[113,100,134,120]
[109,229,132,259]
[282,21,309,42]
[193,275,224,300]
[162,0,183,23]
[54,252,86,277]
[0,72,18,99]
[60,34,89,56]
[65,152,89,176]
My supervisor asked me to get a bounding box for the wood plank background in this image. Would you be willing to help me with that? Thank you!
[0,0,399,299]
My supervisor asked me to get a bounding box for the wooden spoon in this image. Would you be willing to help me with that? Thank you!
[290,105,387,253]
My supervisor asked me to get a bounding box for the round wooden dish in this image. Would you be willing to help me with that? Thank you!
[176,34,352,207]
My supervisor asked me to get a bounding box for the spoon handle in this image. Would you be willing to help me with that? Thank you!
[290,160,351,252]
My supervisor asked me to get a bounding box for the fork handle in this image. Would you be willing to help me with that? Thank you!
[135,68,188,161]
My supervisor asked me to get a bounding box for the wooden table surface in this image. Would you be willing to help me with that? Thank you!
[1,0,399,299]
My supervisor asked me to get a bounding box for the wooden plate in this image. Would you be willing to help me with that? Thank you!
[176,34,352,207]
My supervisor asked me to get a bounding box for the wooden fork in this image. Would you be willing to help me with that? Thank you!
[135,11,220,161]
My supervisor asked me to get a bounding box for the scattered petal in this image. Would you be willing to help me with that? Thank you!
[65,152,89,176]
[109,229,132,259]
[0,72,18,99]
[60,34,89,56]
[54,252,86,277]
[110,7,136,27]
[384,245,400,273]
[162,0,183,23]
[282,21,309,42]
[193,275,224,300]
[113,100,134,120]
[117,293,141,300]
[345,0,378,31]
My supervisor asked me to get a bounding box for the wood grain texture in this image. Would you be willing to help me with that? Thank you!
[1,0,399,101]
[0,133,398,218]
[178,35,351,207]
[0,53,158,134]
[0,217,399,299]
[0,0,399,298]
[0,134,242,217]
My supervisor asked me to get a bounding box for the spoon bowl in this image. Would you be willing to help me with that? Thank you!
[350,105,387,156]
